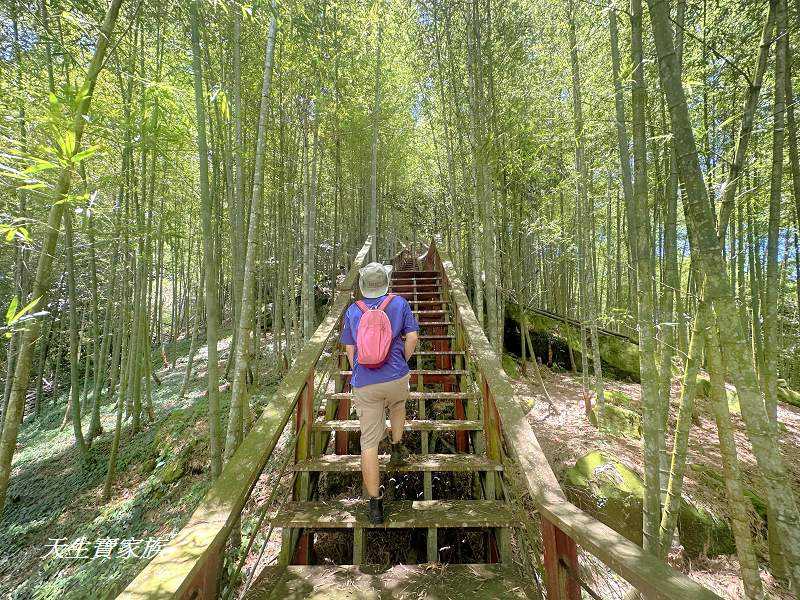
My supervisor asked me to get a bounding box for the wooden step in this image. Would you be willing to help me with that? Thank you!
[293,453,502,473]
[340,369,467,377]
[313,419,482,432]
[329,391,472,401]
[271,499,514,529]
[392,278,442,284]
[390,284,441,289]
[417,321,452,327]
[415,334,454,340]
[393,270,440,277]
[246,564,535,600]
[395,293,444,300]
[336,350,463,358]
[412,309,446,316]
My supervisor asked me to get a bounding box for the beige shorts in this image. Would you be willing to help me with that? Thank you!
[352,374,411,450]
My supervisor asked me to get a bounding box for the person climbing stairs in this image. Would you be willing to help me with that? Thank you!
[246,262,527,598]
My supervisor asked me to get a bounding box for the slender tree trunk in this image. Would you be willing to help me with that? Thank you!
[369,17,381,260]
[658,296,705,553]
[224,4,278,463]
[190,0,222,478]
[608,7,636,312]
[64,211,88,457]
[0,0,123,517]
[567,0,604,421]
[704,308,764,599]
[763,0,789,577]
[647,0,800,586]
[717,1,776,239]
[303,120,318,339]
[631,0,661,553]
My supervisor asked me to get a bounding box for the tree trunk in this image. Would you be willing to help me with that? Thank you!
[64,211,88,457]
[190,0,222,478]
[608,7,636,312]
[224,3,278,463]
[631,0,662,553]
[0,0,123,517]
[567,0,604,422]
[369,17,381,261]
[646,0,800,586]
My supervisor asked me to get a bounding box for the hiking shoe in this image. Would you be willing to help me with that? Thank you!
[389,442,411,466]
[369,495,385,524]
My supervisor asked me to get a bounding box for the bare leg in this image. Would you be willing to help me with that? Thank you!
[388,400,406,443]
[361,446,380,497]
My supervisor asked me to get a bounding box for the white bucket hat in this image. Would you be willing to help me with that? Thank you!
[359,262,393,298]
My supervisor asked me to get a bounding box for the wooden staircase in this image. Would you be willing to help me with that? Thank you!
[246,266,526,598]
[121,237,722,600]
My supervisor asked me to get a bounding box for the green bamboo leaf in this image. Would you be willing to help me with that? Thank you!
[71,146,99,164]
[9,296,41,325]
[5,297,18,323]
[23,158,58,175]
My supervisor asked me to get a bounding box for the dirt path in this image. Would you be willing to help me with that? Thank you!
[513,361,799,599]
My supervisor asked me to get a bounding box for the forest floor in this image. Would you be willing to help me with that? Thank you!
[4,331,799,599]
[515,358,799,599]
[0,330,279,600]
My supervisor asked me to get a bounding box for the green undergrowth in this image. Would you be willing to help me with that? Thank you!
[0,332,277,600]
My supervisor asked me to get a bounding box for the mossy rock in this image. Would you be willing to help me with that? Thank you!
[563,451,645,545]
[589,403,641,440]
[777,385,800,408]
[605,389,634,407]
[689,463,767,522]
[507,303,640,381]
[677,503,736,558]
[695,376,712,399]
[159,456,185,484]
[564,452,737,558]
[502,354,520,379]
[154,407,195,445]
[158,457,186,484]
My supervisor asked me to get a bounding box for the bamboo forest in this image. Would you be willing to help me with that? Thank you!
[2,0,800,597]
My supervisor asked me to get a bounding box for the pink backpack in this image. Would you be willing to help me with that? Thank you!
[354,294,396,368]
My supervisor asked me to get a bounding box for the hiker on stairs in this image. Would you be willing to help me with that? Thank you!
[340,262,419,525]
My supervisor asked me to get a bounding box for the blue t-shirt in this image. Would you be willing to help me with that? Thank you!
[340,294,419,388]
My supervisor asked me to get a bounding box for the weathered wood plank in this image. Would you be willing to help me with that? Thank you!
[339,369,465,376]
[271,499,516,529]
[293,453,502,473]
[337,350,464,357]
[312,419,483,432]
[435,243,721,600]
[118,237,373,600]
[393,271,440,277]
[245,563,536,600]
[329,391,472,401]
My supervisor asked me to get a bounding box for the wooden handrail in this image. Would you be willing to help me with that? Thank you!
[118,236,372,600]
[430,240,721,600]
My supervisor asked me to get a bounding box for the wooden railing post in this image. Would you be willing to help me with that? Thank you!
[291,371,315,565]
[541,518,580,600]
[335,350,350,454]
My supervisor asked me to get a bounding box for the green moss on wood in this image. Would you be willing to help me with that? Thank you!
[502,354,520,378]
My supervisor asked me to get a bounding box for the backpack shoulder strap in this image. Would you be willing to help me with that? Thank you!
[378,293,396,311]
[355,300,369,313]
